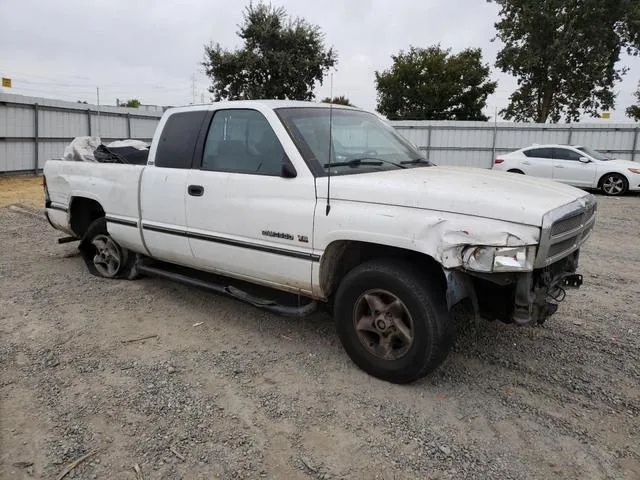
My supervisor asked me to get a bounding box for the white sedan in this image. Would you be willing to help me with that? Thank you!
[492,144,640,196]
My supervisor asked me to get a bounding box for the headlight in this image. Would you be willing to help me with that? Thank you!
[628,168,640,174]
[463,246,536,272]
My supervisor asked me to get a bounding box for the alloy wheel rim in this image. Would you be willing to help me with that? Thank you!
[91,234,122,277]
[352,289,414,361]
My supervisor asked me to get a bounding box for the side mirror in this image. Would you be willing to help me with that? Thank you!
[281,156,297,178]
[578,156,591,163]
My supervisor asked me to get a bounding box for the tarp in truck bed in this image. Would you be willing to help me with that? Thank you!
[93,144,149,165]
[62,136,150,164]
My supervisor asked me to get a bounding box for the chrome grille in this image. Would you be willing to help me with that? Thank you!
[548,236,579,257]
[550,212,584,236]
[536,196,597,268]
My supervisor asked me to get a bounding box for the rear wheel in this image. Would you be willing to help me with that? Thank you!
[80,218,135,279]
[507,169,525,174]
[334,259,452,384]
[600,173,628,196]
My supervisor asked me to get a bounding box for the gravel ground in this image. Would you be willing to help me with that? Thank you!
[1,195,639,480]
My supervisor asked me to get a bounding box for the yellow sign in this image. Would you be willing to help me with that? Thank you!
[1,77,11,88]
[600,112,611,119]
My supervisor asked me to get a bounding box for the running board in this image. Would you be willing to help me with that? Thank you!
[58,236,79,244]
[137,264,317,317]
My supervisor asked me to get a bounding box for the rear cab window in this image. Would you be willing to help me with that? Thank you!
[155,111,208,169]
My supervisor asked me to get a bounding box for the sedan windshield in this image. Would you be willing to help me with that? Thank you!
[577,146,611,161]
[275,107,431,176]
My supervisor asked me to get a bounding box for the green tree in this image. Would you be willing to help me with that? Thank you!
[321,95,354,106]
[121,99,140,108]
[374,45,497,120]
[490,0,640,123]
[627,83,640,121]
[203,2,337,101]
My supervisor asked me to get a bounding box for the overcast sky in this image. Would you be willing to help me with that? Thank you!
[1,0,638,121]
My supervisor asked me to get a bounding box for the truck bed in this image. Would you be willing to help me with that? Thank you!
[44,159,145,250]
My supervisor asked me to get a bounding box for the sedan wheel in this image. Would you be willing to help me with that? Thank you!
[601,173,628,196]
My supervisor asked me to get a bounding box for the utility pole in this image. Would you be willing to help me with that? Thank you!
[191,74,196,104]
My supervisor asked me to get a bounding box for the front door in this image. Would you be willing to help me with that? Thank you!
[185,108,317,293]
[552,147,597,186]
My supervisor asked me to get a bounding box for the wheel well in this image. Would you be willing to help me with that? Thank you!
[319,240,445,298]
[598,172,628,188]
[69,197,105,238]
[507,169,524,174]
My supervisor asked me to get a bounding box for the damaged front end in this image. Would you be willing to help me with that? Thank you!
[444,195,596,326]
[446,251,582,325]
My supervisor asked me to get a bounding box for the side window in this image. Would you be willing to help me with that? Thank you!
[524,148,553,159]
[553,148,582,161]
[155,111,207,169]
[202,109,285,175]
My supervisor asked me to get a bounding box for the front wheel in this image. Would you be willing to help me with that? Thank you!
[334,259,452,384]
[600,173,628,196]
[79,218,135,279]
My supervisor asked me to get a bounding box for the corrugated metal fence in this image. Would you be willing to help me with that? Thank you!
[0,93,162,173]
[2,93,639,173]
[391,120,640,168]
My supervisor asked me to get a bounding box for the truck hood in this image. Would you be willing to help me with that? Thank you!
[322,166,588,226]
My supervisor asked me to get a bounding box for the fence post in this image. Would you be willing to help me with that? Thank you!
[490,121,498,165]
[632,127,639,162]
[127,113,132,138]
[87,109,92,136]
[426,125,432,161]
[567,126,573,145]
[34,103,39,174]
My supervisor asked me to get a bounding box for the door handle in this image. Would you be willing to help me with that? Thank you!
[522,161,531,165]
[554,165,565,168]
[188,185,204,196]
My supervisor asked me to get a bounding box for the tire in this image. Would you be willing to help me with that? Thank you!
[508,169,525,174]
[333,259,452,384]
[600,173,628,196]
[79,218,136,279]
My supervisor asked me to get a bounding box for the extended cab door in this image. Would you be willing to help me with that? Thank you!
[184,107,317,293]
[552,147,597,187]
[140,108,209,266]
[520,147,554,178]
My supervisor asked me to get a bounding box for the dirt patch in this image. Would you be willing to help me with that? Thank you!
[1,194,639,479]
[0,175,43,209]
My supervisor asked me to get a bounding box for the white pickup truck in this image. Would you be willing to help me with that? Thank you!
[43,100,596,383]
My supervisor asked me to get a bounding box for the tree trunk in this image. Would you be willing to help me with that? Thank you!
[537,83,555,123]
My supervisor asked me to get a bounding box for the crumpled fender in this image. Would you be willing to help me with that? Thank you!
[412,215,540,268]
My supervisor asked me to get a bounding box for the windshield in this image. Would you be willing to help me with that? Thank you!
[275,107,430,176]
[577,146,611,161]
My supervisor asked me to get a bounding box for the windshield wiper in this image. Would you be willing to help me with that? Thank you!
[323,157,406,169]
[400,157,433,166]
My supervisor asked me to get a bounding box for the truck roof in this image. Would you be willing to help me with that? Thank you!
[168,99,359,112]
